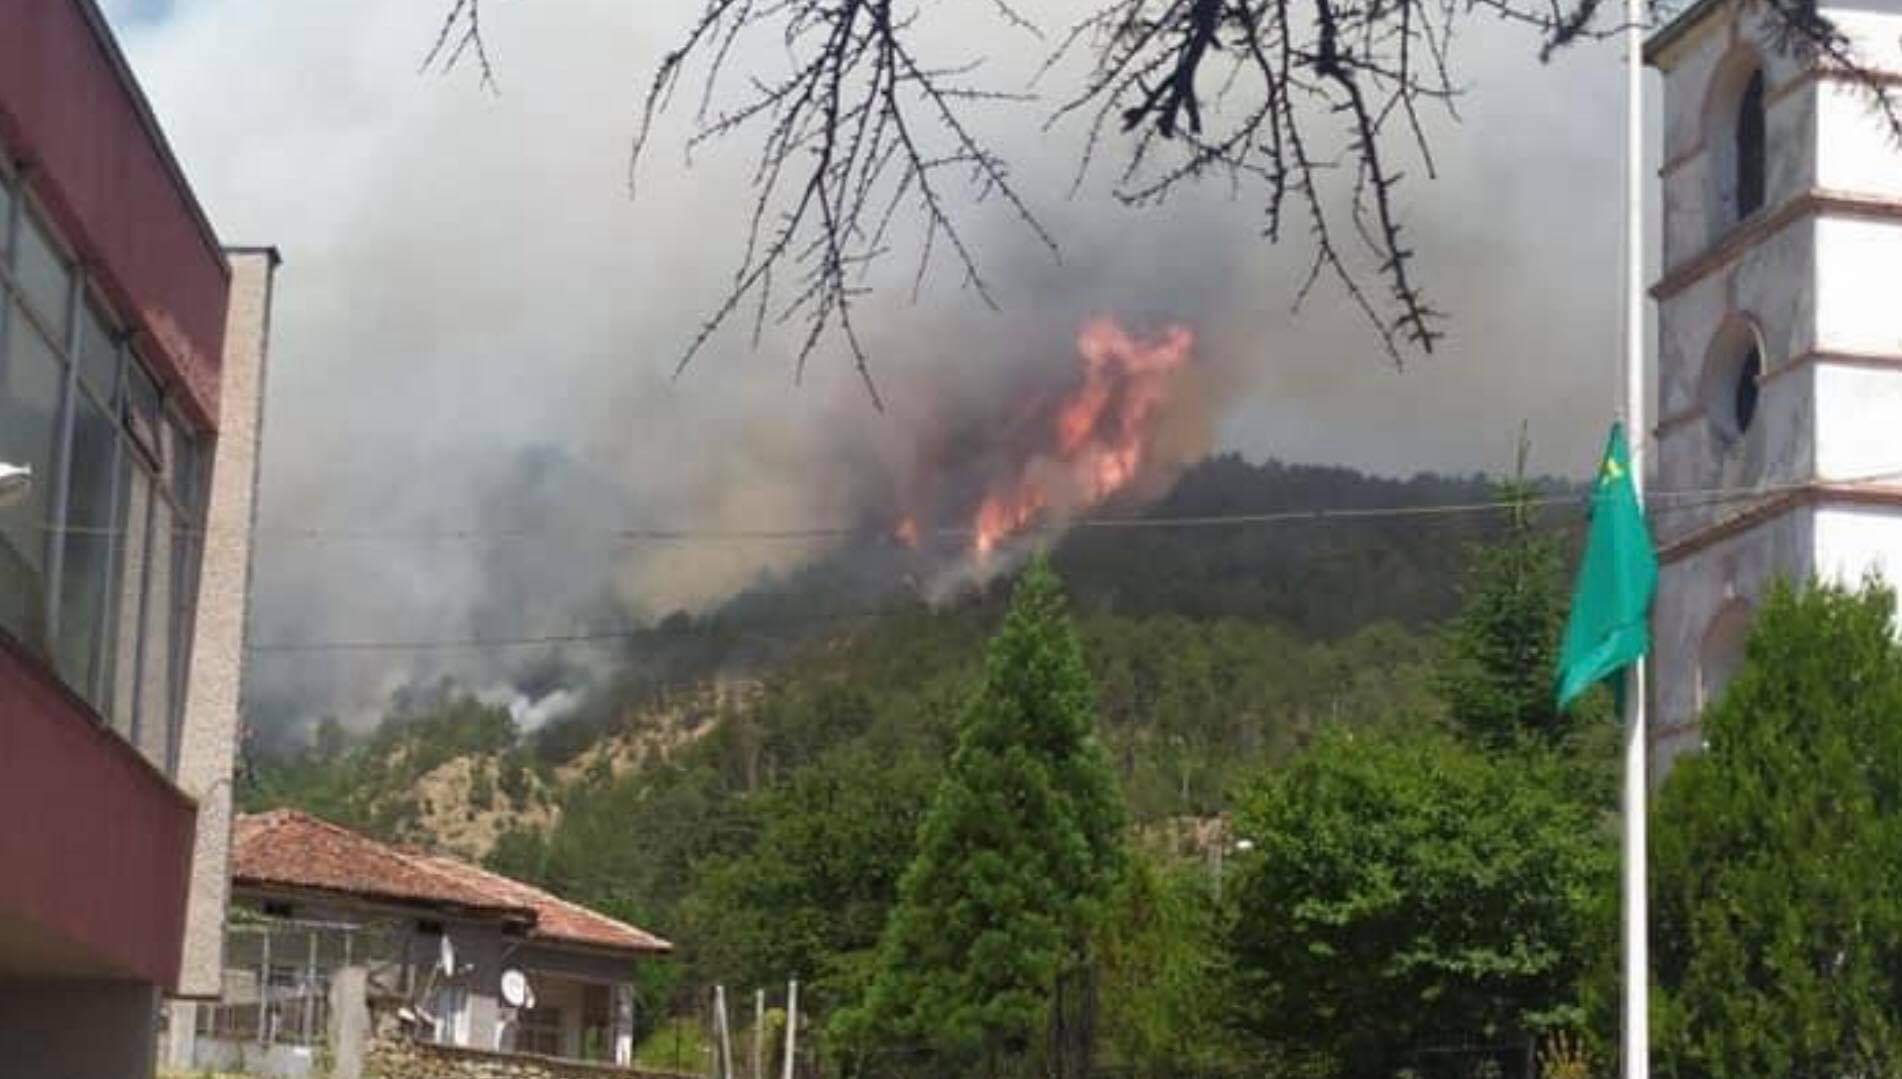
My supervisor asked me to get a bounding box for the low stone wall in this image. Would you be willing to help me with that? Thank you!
[366,1038,693,1079]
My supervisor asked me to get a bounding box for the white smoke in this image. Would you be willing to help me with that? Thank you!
[106,0,1646,731]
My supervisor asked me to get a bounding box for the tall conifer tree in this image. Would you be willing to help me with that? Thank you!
[840,556,1125,1074]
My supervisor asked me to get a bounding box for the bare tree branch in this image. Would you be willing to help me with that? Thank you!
[618,0,1055,404]
[423,0,498,92]
[428,0,1902,388]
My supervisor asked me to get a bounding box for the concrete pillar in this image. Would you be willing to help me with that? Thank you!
[327,966,368,1079]
[174,247,280,998]
[0,980,160,1079]
[466,988,500,1053]
[163,999,198,1070]
[613,982,635,1066]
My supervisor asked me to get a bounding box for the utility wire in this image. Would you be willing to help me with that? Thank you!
[38,466,1902,545]
[243,469,1902,657]
[246,612,898,656]
[182,465,1902,656]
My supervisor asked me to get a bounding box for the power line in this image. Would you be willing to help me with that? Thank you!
[40,467,1902,545]
[245,610,901,656]
[211,465,1902,656]
[246,630,651,655]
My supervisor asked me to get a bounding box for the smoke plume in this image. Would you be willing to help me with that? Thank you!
[105,0,1641,734]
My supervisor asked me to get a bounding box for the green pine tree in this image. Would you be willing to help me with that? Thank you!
[837,555,1126,1075]
[1434,475,1574,748]
[1654,579,1902,1078]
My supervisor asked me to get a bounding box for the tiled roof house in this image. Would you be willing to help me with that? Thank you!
[172,810,671,1074]
[230,810,671,956]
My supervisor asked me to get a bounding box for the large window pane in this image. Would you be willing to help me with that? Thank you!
[126,356,161,456]
[110,467,151,739]
[167,415,206,515]
[77,300,118,402]
[55,389,119,704]
[167,509,201,770]
[0,308,64,652]
[15,210,72,330]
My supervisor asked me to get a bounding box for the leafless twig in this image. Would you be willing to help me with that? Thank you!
[424,0,498,92]
[430,0,1902,386]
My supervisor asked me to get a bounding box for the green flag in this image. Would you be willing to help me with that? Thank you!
[1556,422,1658,710]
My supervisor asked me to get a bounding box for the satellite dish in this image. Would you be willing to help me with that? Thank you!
[438,935,457,977]
[500,969,531,1009]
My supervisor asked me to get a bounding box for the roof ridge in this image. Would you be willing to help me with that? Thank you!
[378,837,540,923]
[416,854,668,947]
[233,809,528,915]
[231,810,670,954]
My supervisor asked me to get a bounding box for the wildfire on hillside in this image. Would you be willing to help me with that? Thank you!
[895,315,1198,559]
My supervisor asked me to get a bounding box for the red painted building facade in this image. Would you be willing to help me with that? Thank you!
[0,2,273,1073]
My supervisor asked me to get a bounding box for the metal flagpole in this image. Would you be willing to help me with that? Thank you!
[1621,0,1650,1073]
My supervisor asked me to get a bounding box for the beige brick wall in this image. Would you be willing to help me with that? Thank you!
[173,247,279,999]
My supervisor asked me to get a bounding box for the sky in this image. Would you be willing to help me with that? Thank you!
[100,0,1660,728]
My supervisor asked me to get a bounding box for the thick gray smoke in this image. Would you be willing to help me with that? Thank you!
[107,0,1647,734]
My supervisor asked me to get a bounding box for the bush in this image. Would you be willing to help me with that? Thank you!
[1225,726,1613,1076]
[1654,579,1902,1078]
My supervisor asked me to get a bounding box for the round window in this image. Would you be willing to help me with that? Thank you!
[1700,319,1766,447]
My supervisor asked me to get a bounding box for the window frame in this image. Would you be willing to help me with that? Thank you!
[1699,315,1769,450]
[1734,68,1767,221]
[74,294,130,709]
[1702,49,1771,241]
[516,1002,565,1057]
[0,156,15,263]
[0,148,213,778]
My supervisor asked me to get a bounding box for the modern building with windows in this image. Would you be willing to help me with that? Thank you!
[0,1,276,1075]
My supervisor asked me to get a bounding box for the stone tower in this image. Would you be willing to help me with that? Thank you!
[1647,0,1902,771]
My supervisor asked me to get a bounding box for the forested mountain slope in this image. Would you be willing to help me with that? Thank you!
[240,456,1587,1059]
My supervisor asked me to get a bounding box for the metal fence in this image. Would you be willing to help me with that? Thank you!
[196,916,396,1051]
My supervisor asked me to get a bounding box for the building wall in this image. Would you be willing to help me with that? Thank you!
[203,893,646,1061]
[1813,6,1902,199]
[1653,506,1814,767]
[0,0,228,423]
[0,980,161,1079]
[0,629,195,986]
[1813,503,1902,585]
[1649,0,1902,765]
[174,248,280,999]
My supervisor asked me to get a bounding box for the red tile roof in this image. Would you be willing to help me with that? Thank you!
[232,810,672,956]
[411,853,673,957]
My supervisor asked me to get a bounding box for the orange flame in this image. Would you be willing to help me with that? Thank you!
[971,316,1194,554]
[893,515,920,548]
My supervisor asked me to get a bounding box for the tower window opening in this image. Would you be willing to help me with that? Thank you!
[1736,69,1766,219]
[1701,319,1766,448]
[1733,346,1762,434]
